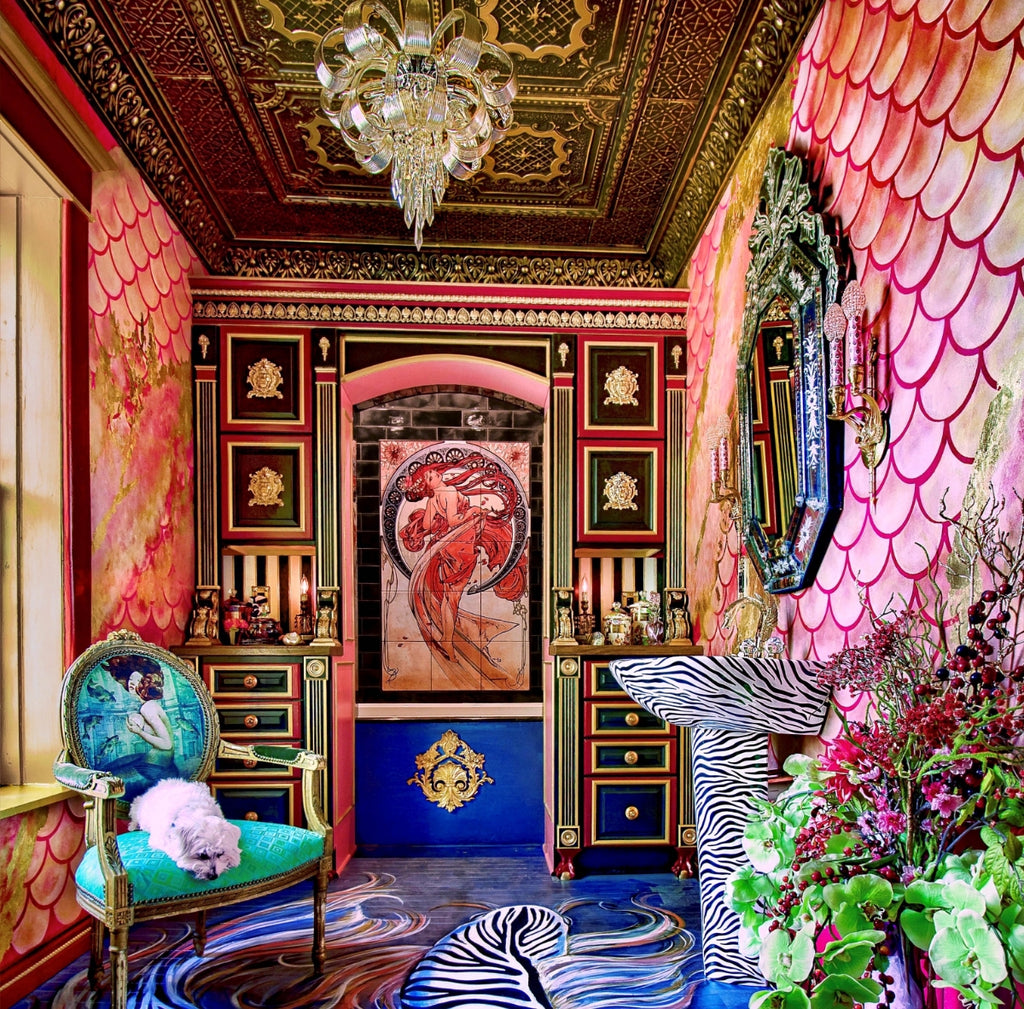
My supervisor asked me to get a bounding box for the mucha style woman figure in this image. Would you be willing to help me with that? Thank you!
[398,452,527,689]
[105,654,177,785]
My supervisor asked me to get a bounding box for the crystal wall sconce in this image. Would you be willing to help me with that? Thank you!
[824,281,889,501]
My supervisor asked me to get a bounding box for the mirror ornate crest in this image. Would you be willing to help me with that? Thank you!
[737,148,844,593]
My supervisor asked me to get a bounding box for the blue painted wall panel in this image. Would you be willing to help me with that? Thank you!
[355,720,544,853]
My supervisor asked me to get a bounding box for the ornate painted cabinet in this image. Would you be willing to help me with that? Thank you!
[176,323,353,853]
[546,333,700,878]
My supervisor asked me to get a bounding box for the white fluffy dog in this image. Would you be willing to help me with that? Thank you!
[129,778,242,880]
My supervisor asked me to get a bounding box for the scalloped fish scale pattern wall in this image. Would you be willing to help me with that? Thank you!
[89,153,202,646]
[686,0,1024,716]
[0,801,86,971]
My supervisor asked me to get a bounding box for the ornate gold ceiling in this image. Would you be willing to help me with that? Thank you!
[14,0,821,286]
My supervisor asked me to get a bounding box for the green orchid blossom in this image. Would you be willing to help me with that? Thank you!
[807,973,881,1009]
[759,927,816,986]
[929,908,1007,1003]
[750,987,811,1009]
[818,927,886,979]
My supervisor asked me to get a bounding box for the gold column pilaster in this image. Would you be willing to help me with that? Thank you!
[303,654,331,819]
[554,655,580,875]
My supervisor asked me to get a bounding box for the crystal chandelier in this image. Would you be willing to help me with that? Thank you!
[315,0,517,250]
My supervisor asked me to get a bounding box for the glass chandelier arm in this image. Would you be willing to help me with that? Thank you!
[341,1,402,61]
[477,42,517,108]
[315,25,355,92]
[433,10,483,75]
[398,0,432,55]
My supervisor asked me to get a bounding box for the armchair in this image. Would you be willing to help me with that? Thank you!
[54,630,333,1009]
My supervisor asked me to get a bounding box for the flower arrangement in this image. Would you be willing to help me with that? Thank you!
[728,492,1024,1009]
[221,597,251,645]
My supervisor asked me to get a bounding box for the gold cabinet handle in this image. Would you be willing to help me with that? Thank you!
[243,714,259,729]
[244,811,259,821]
[625,805,639,820]
[625,711,640,727]
[624,750,639,765]
[243,674,258,689]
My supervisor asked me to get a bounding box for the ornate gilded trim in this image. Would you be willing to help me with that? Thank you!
[407,730,494,812]
[602,471,639,511]
[655,0,824,284]
[247,466,285,507]
[603,366,640,407]
[194,300,685,330]
[246,358,285,399]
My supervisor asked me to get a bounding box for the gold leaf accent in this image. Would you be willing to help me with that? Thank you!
[407,729,494,812]
[603,365,640,406]
[246,357,284,399]
[603,471,639,511]
[247,466,285,507]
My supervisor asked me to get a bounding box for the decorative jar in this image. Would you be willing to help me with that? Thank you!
[603,603,631,645]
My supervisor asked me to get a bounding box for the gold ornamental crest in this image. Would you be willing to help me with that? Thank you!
[248,466,285,508]
[603,365,639,406]
[408,729,494,812]
[246,357,285,399]
[602,471,639,511]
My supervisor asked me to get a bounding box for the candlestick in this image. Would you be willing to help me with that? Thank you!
[842,280,867,375]
[710,443,720,486]
[718,434,729,480]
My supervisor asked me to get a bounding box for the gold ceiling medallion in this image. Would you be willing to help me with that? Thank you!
[485,125,572,183]
[603,365,640,407]
[603,472,639,511]
[248,466,285,508]
[247,358,285,399]
[407,729,494,812]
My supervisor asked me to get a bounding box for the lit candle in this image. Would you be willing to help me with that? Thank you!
[300,574,309,602]
[824,302,846,388]
[580,576,589,608]
[842,281,867,375]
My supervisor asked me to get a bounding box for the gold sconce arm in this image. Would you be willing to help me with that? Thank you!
[709,430,741,527]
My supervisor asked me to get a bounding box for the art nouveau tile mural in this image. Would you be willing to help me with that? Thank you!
[379,441,531,692]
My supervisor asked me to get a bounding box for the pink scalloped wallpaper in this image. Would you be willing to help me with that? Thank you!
[89,151,201,646]
[686,0,1024,725]
[0,801,86,988]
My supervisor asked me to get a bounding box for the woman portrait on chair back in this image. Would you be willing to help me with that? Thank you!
[106,654,178,786]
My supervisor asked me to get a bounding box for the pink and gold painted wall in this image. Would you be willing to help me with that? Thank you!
[686,0,1024,727]
[89,151,201,647]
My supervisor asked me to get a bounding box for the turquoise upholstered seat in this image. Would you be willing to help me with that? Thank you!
[54,631,333,1009]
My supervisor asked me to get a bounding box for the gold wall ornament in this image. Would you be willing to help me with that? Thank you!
[557,341,570,367]
[602,471,639,511]
[198,333,210,360]
[318,335,330,362]
[246,357,285,399]
[671,344,683,370]
[407,729,494,812]
[247,466,285,507]
[603,365,640,406]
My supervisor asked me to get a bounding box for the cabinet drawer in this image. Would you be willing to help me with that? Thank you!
[587,739,674,774]
[214,744,303,778]
[587,702,670,736]
[216,702,299,738]
[585,661,629,699]
[205,662,300,699]
[586,778,674,845]
[210,782,301,826]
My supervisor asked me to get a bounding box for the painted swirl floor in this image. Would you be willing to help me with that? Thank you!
[15,856,763,1008]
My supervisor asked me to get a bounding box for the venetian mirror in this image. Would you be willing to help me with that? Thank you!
[737,148,844,593]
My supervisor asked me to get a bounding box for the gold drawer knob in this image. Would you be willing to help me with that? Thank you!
[625,711,640,727]
[243,757,258,769]
[625,805,639,820]
[244,811,259,821]
[243,714,259,729]
[624,750,639,765]
[243,674,258,689]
